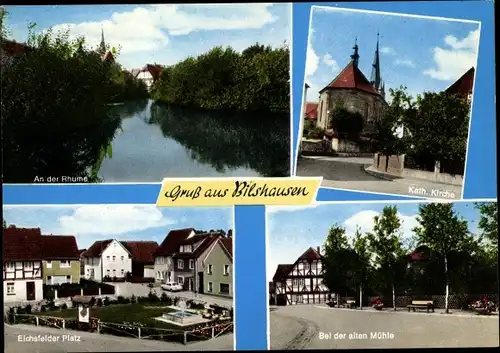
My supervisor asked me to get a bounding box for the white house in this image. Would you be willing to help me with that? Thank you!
[3,227,44,303]
[136,70,154,89]
[81,239,133,281]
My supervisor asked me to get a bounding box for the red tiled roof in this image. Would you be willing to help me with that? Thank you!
[3,228,43,261]
[146,64,164,81]
[219,237,233,258]
[445,67,474,97]
[1,40,30,56]
[3,226,42,237]
[81,240,113,257]
[305,102,318,120]
[121,241,159,264]
[78,249,87,257]
[272,264,293,281]
[42,235,80,260]
[154,228,195,257]
[193,234,220,257]
[321,61,379,95]
[298,247,321,260]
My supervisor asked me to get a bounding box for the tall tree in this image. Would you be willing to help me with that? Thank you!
[322,225,357,306]
[366,206,406,310]
[413,203,470,313]
[474,202,498,247]
[352,227,371,309]
[3,219,7,229]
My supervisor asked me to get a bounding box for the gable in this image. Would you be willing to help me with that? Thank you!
[102,240,131,257]
[203,238,232,263]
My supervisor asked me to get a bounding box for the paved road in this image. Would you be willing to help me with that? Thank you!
[4,324,234,352]
[270,305,499,349]
[296,156,461,199]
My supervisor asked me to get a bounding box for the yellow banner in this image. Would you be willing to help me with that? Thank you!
[156,177,322,207]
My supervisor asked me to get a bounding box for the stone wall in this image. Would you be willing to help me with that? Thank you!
[332,138,360,153]
[373,153,405,176]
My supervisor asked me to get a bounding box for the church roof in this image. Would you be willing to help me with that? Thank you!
[445,67,475,97]
[320,61,379,96]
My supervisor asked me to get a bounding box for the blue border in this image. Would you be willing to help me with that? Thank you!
[292,1,497,200]
[234,205,268,350]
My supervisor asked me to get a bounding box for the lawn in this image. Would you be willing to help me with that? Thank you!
[36,303,187,330]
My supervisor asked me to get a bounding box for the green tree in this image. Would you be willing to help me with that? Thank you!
[329,103,364,140]
[413,203,470,313]
[3,219,7,229]
[474,202,498,247]
[352,227,372,309]
[322,225,357,306]
[366,206,406,310]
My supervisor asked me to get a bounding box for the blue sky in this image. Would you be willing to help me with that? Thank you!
[267,201,490,280]
[4,4,290,70]
[3,205,233,249]
[305,6,480,102]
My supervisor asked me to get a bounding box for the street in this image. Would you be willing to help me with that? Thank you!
[4,323,234,352]
[296,156,462,199]
[270,305,499,349]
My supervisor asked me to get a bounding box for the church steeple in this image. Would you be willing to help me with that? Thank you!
[98,27,106,55]
[350,37,359,67]
[370,33,381,91]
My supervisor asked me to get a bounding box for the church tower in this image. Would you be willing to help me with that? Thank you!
[98,27,106,56]
[350,37,359,67]
[370,33,384,99]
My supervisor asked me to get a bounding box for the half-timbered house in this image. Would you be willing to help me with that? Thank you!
[3,226,44,303]
[272,246,333,306]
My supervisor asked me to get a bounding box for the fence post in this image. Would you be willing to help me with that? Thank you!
[62,319,65,329]
[80,288,84,296]
[97,322,100,334]
[98,287,102,297]
[36,316,39,326]
[212,326,215,338]
[54,289,58,300]
[183,331,187,345]
[138,327,141,339]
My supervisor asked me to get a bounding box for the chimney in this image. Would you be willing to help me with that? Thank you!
[316,246,321,254]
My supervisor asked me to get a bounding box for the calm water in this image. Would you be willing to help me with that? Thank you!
[98,100,290,182]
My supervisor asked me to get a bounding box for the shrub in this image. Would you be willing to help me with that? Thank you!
[25,304,32,314]
[40,305,47,312]
[96,298,103,307]
[160,293,168,303]
[61,303,68,310]
[148,292,159,303]
[117,296,126,304]
[130,295,137,304]
[103,297,110,306]
[307,127,324,140]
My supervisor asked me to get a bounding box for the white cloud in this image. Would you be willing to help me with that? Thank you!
[343,210,419,244]
[394,59,416,68]
[322,53,339,73]
[380,46,394,54]
[423,28,480,81]
[57,205,176,236]
[267,203,321,214]
[305,28,319,77]
[48,4,278,56]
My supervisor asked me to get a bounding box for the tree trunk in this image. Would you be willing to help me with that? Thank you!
[359,285,363,310]
[444,255,449,313]
[392,284,396,311]
[337,293,340,308]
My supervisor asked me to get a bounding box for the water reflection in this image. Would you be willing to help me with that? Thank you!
[98,100,290,182]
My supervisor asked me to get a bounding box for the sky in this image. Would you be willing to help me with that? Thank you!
[4,4,290,70]
[3,205,233,249]
[304,6,480,102]
[266,201,490,281]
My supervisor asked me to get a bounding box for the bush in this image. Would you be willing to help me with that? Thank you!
[160,293,171,304]
[190,302,206,310]
[40,305,47,312]
[25,304,32,314]
[148,292,159,303]
[61,303,68,310]
[103,297,110,306]
[307,127,324,140]
[130,295,137,304]
[96,298,103,307]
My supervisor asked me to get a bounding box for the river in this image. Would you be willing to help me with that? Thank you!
[97,100,290,182]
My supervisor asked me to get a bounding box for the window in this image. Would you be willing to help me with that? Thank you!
[178,276,184,285]
[7,283,15,295]
[112,256,116,261]
[107,256,110,261]
[207,264,213,275]
[46,261,52,268]
[189,259,194,270]
[292,279,298,286]
[106,269,110,275]
[6,262,15,270]
[66,275,71,283]
[208,282,213,292]
[157,271,161,279]
[121,256,124,261]
[223,265,230,276]
[121,269,124,275]
[25,262,32,269]
[298,278,305,287]
[220,283,230,294]
[112,269,116,276]
[177,260,184,269]
[47,276,52,284]
[60,260,70,267]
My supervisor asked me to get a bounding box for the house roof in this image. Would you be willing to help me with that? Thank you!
[130,68,141,77]
[272,264,293,282]
[298,247,321,260]
[1,39,30,56]
[78,249,87,257]
[171,233,222,259]
[3,228,44,261]
[146,64,164,80]
[219,237,233,258]
[320,61,379,95]
[154,228,195,257]
[445,67,475,97]
[305,102,318,120]
[3,226,42,237]
[101,51,114,62]
[81,240,113,257]
[269,281,275,293]
[42,235,80,260]
[121,241,159,264]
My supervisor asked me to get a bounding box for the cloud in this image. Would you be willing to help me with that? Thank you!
[48,4,278,56]
[380,46,394,54]
[267,203,321,214]
[305,28,319,77]
[322,53,339,73]
[394,59,415,68]
[57,205,176,236]
[423,28,479,81]
[343,210,419,243]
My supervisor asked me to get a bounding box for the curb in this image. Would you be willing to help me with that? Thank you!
[363,165,400,181]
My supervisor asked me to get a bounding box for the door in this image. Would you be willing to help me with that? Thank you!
[198,272,204,294]
[26,282,36,301]
[189,278,194,291]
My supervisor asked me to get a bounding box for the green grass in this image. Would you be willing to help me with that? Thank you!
[36,303,190,330]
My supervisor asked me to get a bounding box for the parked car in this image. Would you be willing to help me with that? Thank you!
[161,282,183,292]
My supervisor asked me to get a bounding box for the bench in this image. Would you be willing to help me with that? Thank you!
[407,300,435,313]
[345,300,356,309]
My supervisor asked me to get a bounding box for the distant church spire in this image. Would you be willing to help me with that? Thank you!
[350,37,359,67]
[370,33,381,91]
[98,27,106,55]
